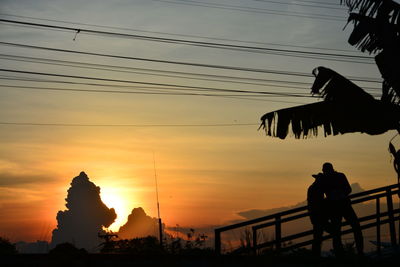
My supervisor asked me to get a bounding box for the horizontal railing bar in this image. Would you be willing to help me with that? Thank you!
[255,210,399,249]
[348,183,399,199]
[253,212,309,230]
[215,206,308,232]
[280,214,400,252]
[351,189,399,205]
[256,212,400,251]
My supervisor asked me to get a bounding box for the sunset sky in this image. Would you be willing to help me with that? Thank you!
[1,0,399,242]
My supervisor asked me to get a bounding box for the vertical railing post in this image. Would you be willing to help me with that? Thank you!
[275,215,282,252]
[386,189,397,246]
[215,229,221,254]
[252,227,258,255]
[376,197,381,255]
[397,183,400,245]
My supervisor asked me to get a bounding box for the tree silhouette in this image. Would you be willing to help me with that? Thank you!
[260,0,400,139]
[0,237,17,255]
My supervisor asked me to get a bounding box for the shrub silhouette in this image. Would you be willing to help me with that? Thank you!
[0,237,17,255]
[49,242,87,255]
[100,236,164,255]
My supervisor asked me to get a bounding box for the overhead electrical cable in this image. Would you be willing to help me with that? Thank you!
[251,0,346,10]
[0,85,315,104]
[0,122,260,127]
[0,42,381,83]
[290,0,344,6]
[0,54,314,89]
[0,13,356,53]
[0,75,382,95]
[0,54,384,94]
[153,0,344,21]
[0,20,374,64]
[0,76,308,92]
[0,68,315,98]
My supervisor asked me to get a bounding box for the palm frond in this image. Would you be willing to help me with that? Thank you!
[311,67,374,102]
[341,0,400,25]
[260,99,400,139]
[260,101,338,139]
[341,0,400,54]
[260,67,400,139]
[376,50,400,104]
[345,13,400,53]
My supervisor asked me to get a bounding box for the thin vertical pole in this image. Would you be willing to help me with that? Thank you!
[275,215,282,252]
[153,152,163,246]
[215,229,221,254]
[253,228,258,255]
[376,197,381,255]
[397,183,400,245]
[158,218,163,247]
[386,189,397,246]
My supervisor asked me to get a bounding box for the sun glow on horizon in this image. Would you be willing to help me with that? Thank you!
[100,188,132,232]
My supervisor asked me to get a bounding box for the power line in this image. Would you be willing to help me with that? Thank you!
[0,54,313,90]
[0,68,315,98]
[0,84,311,97]
[0,75,311,93]
[0,122,260,127]
[0,73,381,93]
[0,19,374,64]
[0,54,384,94]
[0,42,381,83]
[3,84,382,100]
[292,0,344,6]
[0,74,382,97]
[153,0,344,21]
[0,13,356,53]
[252,0,346,10]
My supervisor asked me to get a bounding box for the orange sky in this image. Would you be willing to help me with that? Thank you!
[1,0,399,242]
[1,124,398,242]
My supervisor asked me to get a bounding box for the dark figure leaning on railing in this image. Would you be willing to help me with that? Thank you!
[314,163,364,257]
[307,173,331,257]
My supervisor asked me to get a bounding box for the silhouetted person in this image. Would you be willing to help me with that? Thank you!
[320,162,364,256]
[307,173,330,257]
[389,142,400,186]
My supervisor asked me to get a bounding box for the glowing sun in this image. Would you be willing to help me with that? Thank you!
[100,188,132,232]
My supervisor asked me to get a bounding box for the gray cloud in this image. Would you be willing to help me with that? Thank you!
[0,172,55,187]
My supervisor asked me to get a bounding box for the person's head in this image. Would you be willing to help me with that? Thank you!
[322,162,334,174]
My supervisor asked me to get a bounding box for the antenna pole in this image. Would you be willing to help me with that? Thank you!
[153,152,163,246]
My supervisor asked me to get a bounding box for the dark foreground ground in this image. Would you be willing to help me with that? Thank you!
[2,252,400,267]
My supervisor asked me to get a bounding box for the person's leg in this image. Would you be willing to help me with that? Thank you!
[312,223,323,257]
[342,204,364,255]
[329,202,344,257]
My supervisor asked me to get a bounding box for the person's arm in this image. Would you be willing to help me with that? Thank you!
[341,173,352,196]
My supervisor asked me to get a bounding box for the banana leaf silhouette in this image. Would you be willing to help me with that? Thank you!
[259,67,400,139]
[342,0,400,103]
[260,1,400,139]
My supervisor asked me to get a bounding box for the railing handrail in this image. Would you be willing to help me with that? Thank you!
[216,183,399,233]
[254,208,400,250]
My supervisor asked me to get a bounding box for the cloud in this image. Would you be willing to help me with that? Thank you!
[51,172,116,251]
[117,207,160,239]
[0,172,55,187]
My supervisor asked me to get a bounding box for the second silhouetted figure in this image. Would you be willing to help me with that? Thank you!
[319,162,364,256]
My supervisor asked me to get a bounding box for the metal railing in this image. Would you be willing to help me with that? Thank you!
[215,183,400,254]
